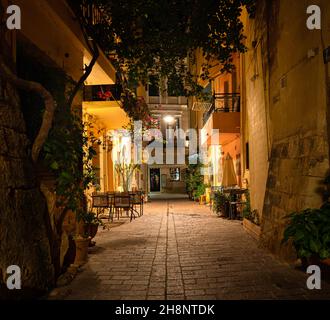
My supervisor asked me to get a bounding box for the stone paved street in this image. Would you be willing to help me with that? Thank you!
[61,200,330,300]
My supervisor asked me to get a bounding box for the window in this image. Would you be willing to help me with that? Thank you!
[232,67,237,93]
[168,74,185,97]
[224,81,229,110]
[175,117,180,130]
[149,76,159,96]
[170,168,180,181]
[204,82,212,94]
[245,142,250,170]
[236,153,241,176]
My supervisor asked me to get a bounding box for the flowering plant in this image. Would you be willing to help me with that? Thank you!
[97,87,113,100]
[122,90,149,120]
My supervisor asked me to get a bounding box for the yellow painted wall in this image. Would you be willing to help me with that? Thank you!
[16,0,115,84]
[211,112,240,134]
[16,0,84,81]
[83,101,129,131]
[240,7,270,218]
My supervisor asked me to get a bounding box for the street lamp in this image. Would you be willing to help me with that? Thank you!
[163,115,175,124]
[185,137,190,148]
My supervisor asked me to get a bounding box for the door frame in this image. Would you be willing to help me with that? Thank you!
[149,168,161,193]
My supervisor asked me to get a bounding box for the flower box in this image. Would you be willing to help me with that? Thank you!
[243,218,261,241]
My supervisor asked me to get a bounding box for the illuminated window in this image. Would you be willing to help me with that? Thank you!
[170,168,180,181]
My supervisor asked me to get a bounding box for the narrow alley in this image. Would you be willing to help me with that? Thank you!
[56,200,330,300]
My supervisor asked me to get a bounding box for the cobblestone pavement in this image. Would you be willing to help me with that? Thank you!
[61,200,330,300]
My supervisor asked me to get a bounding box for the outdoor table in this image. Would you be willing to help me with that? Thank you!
[222,188,248,219]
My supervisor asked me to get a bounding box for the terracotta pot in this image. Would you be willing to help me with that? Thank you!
[321,258,330,266]
[301,255,321,269]
[73,236,91,266]
[77,220,87,237]
[86,223,99,239]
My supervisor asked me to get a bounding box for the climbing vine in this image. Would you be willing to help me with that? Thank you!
[43,112,101,220]
[72,0,256,105]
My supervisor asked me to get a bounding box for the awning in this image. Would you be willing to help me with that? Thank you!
[192,101,213,112]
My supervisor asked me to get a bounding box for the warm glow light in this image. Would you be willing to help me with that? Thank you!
[163,115,175,124]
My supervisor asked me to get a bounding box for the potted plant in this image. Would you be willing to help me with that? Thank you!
[79,211,104,246]
[242,191,261,240]
[73,211,99,266]
[243,209,261,240]
[194,183,207,203]
[73,234,90,267]
[115,163,140,193]
[213,190,230,217]
[84,211,104,246]
[185,161,205,201]
[282,206,330,268]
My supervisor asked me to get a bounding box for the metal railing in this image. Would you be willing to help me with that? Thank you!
[80,0,105,26]
[68,0,107,26]
[203,93,240,125]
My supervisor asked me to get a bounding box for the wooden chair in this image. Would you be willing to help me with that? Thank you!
[92,192,109,218]
[228,189,247,220]
[107,192,115,222]
[130,191,144,217]
[113,193,135,222]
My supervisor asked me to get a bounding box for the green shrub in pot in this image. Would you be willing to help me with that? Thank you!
[282,205,330,262]
[213,190,230,216]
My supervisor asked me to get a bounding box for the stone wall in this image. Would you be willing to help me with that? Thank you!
[262,132,329,259]
[0,5,55,295]
[241,0,330,260]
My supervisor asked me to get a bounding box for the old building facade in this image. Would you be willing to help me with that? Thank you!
[0,0,119,292]
[189,51,242,194]
[240,0,330,260]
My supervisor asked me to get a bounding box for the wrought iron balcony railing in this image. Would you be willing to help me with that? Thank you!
[203,93,240,125]
[84,84,123,102]
[68,0,108,26]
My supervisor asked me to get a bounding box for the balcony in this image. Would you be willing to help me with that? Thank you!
[84,85,122,102]
[68,0,109,27]
[80,0,105,26]
[148,96,188,106]
[202,93,241,138]
[203,93,240,125]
